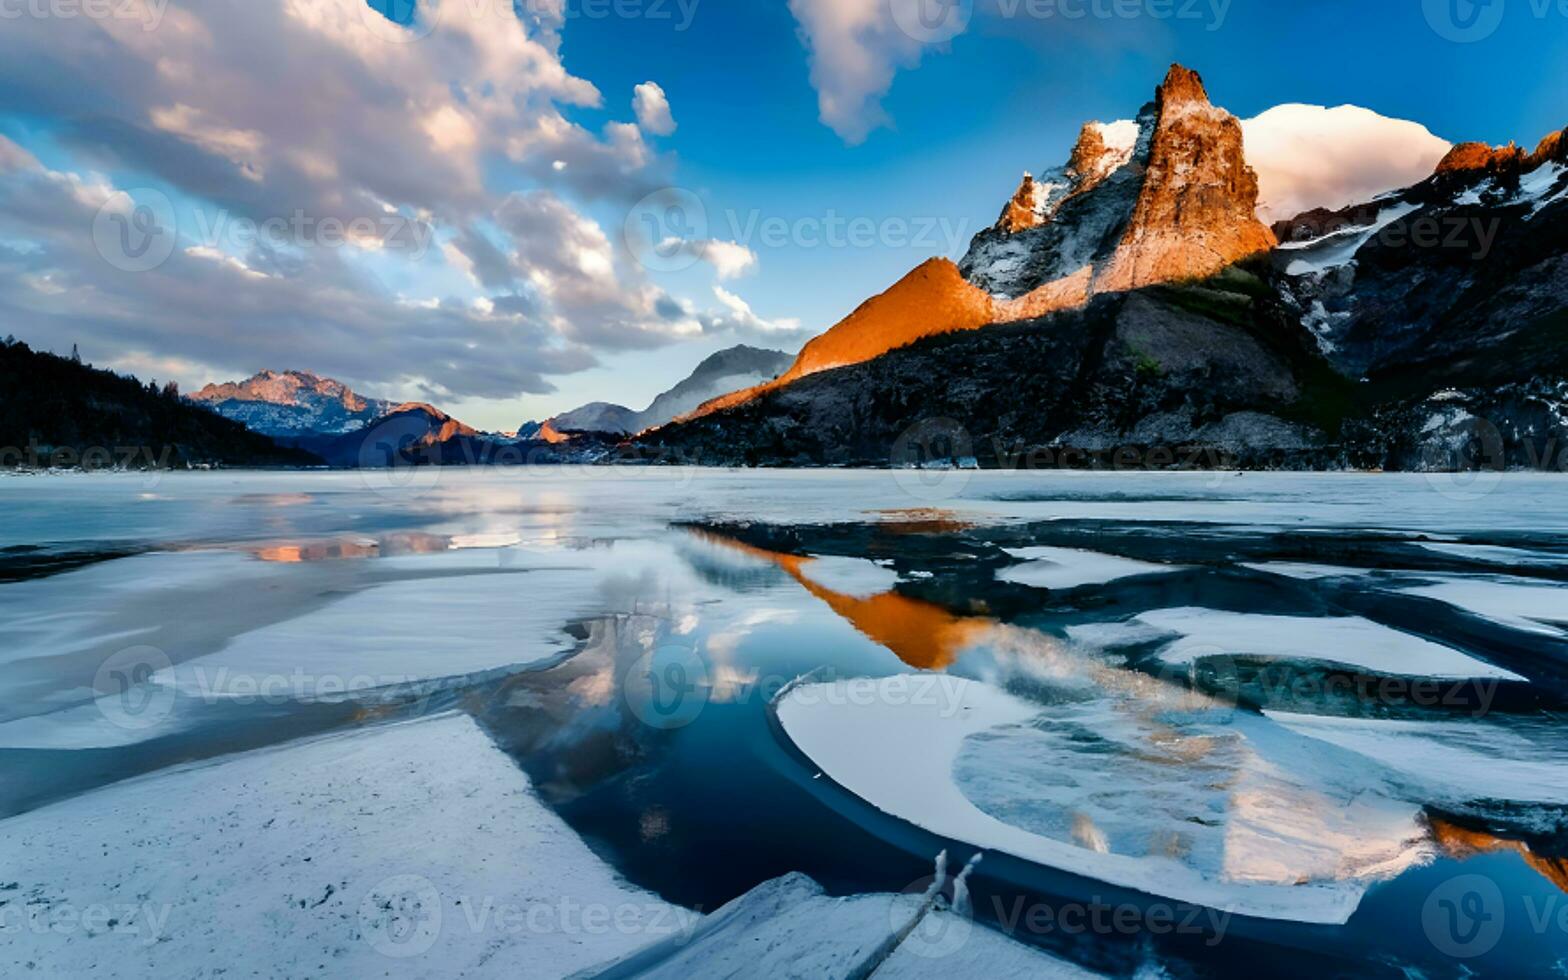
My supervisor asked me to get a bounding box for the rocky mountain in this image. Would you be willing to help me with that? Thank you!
[536,345,791,438]
[190,370,394,437]
[637,66,1568,472]
[689,66,1277,422]
[302,402,484,467]
[0,339,318,469]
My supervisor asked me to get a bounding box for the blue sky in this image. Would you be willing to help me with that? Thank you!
[1,0,1565,429]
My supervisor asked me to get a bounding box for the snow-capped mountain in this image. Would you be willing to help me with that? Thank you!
[535,345,792,438]
[692,65,1277,420]
[639,66,1568,472]
[191,370,394,437]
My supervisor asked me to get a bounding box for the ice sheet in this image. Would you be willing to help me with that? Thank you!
[0,713,690,978]
[155,566,606,700]
[798,555,901,598]
[1069,608,1524,681]
[998,547,1183,590]
[1266,712,1568,809]
[1399,577,1568,636]
[775,677,1421,924]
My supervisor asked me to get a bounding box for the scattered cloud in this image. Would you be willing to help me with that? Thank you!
[1243,104,1453,221]
[787,0,966,145]
[633,82,677,137]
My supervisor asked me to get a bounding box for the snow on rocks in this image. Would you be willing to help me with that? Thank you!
[0,713,692,979]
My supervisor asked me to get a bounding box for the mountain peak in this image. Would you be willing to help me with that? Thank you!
[191,369,393,437]
[1156,64,1210,108]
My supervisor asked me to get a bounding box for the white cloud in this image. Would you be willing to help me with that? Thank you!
[707,286,803,336]
[0,0,702,400]
[659,239,758,279]
[787,0,964,145]
[633,82,677,137]
[1242,104,1453,222]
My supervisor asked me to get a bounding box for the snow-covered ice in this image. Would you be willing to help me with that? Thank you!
[0,713,691,979]
[1069,607,1524,681]
[1267,712,1568,810]
[154,562,606,700]
[797,555,901,598]
[1399,577,1568,636]
[775,677,1428,924]
[997,547,1183,590]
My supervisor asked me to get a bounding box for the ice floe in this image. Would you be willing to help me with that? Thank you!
[1267,712,1568,810]
[1069,607,1524,681]
[775,677,1429,924]
[0,713,690,979]
[589,866,1105,979]
[797,555,902,599]
[154,565,606,700]
[1399,577,1568,636]
[997,547,1183,590]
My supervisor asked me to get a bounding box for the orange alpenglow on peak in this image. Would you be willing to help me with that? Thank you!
[677,64,1276,426]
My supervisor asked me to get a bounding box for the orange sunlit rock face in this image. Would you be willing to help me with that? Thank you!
[695,530,989,670]
[1431,817,1568,894]
[676,65,1277,426]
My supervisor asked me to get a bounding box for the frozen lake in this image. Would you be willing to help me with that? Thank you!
[2,468,1567,977]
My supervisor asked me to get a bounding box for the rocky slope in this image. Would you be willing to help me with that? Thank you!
[640,103,1568,472]
[686,65,1276,421]
[190,370,393,437]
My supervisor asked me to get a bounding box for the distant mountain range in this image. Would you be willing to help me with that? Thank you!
[188,345,792,467]
[636,65,1568,471]
[522,345,792,441]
